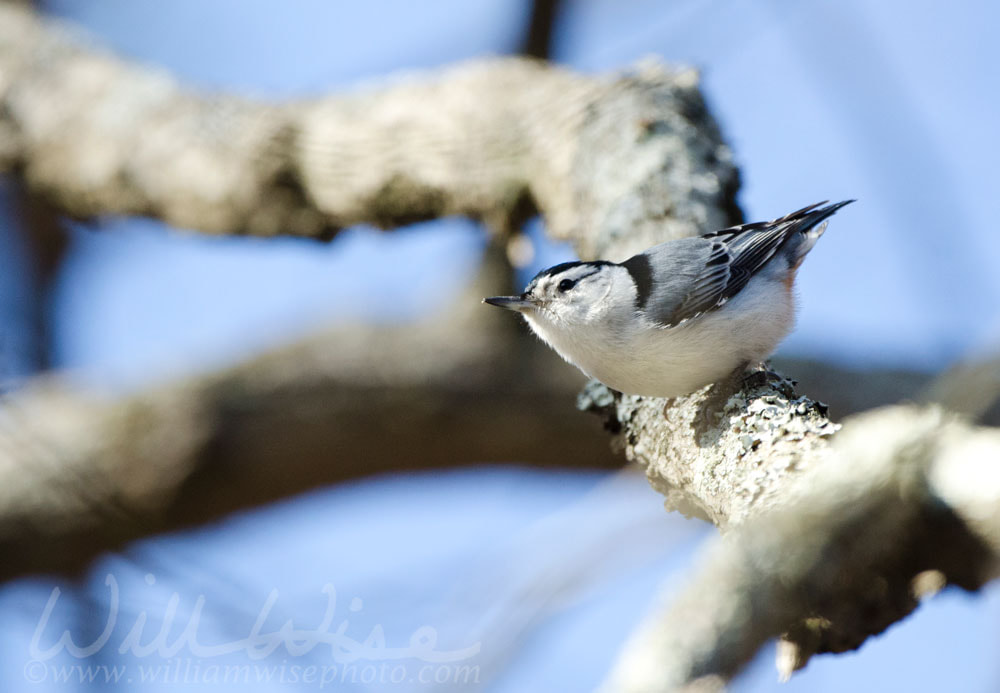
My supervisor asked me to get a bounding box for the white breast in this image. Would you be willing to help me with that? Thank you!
[525,275,795,398]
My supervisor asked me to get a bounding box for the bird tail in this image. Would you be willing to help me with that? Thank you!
[783,199,854,268]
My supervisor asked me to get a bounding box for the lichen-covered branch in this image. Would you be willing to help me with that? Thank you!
[600,405,1000,691]
[579,371,839,527]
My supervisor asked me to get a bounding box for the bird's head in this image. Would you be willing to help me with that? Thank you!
[483,260,626,330]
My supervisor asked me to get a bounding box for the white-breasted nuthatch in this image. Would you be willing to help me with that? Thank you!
[484,201,852,397]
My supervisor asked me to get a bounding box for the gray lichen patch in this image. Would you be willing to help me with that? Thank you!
[578,367,840,527]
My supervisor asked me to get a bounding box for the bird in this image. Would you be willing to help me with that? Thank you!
[483,200,853,398]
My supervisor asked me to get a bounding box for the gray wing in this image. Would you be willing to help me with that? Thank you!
[621,237,734,328]
[622,201,852,327]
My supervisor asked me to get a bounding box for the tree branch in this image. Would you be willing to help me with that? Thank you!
[600,404,1000,691]
[0,293,618,581]
[4,5,995,687]
[8,180,67,372]
[0,1,734,246]
[579,370,839,526]
[519,0,563,60]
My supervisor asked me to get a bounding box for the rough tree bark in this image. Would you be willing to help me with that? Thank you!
[1,3,998,689]
[595,396,1000,691]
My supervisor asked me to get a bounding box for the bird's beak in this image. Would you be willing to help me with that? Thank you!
[483,294,536,312]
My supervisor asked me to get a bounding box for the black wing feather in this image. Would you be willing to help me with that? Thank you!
[662,200,852,326]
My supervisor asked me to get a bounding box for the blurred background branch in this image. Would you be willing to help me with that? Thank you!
[0,303,619,581]
[0,2,584,242]
[7,183,67,372]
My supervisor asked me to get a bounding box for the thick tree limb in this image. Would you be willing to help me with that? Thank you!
[0,238,616,581]
[579,371,839,527]
[0,294,617,581]
[600,404,1000,691]
[0,1,736,246]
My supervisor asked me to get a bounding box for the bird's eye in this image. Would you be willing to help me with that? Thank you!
[558,279,576,292]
